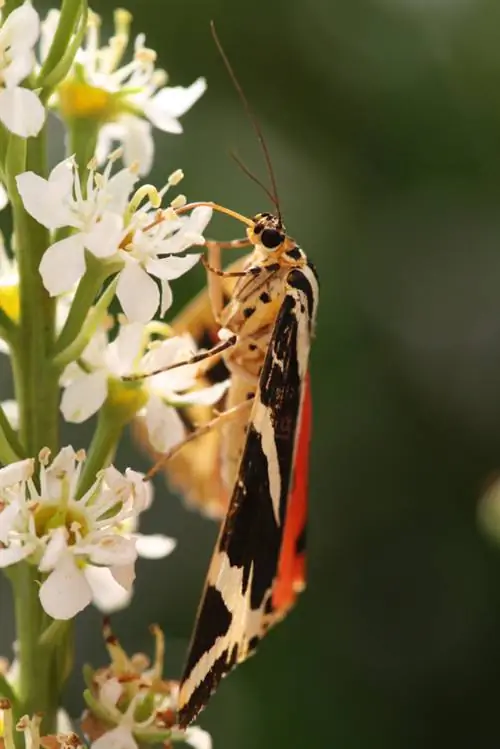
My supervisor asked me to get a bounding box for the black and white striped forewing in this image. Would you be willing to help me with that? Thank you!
[177,262,319,728]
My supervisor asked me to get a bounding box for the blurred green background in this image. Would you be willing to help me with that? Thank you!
[6,0,500,746]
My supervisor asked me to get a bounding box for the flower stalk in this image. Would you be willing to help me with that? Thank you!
[0,2,212,746]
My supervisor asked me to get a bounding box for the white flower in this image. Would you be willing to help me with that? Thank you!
[16,156,138,294]
[0,1,45,137]
[41,9,206,175]
[16,157,211,322]
[0,447,174,619]
[60,321,229,455]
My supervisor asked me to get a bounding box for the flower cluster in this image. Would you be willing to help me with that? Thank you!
[0,447,175,619]
[0,0,219,741]
[60,320,229,452]
[81,621,210,749]
[17,156,211,322]
[41,7,206,175]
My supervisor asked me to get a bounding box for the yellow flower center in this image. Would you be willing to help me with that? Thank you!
[107,378,148,417]
[34,502,89,544]
[0,285,20,322]
[58,79,116,120]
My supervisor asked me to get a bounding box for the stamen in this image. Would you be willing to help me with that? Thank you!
[170,194,186,210]
[39,447,51,465]
[167,169,184,186]
[128,185,161,215]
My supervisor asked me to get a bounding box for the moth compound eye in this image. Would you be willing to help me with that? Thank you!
[260,228,284,249]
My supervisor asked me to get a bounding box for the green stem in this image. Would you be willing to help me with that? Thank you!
[76,403,127,498]
[54,256,121,355]
[6,133,59,457]
[0,404,24,463]
[0,307,18,347]
[9,565,73,736]
[4,129,65,737]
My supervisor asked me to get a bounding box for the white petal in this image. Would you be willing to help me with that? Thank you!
[125,467,152,513]
[84,565,133,613]
[116,263,159,323]
[99,677,123,708]
[39,527,68,572]
[60,371,108,423]
[184,726,213,749]
[48,157,74,190]
[91,726,138,749]
[135,533,176,559]
[39,235,85,295]
[119,116,154,176]
[1,400,19,430]
[0,544,33,567]
[141,333,195,373]
[173,379,230,406]
[144,397,185,454]
[146,78,207,125]
[3,51,35,88]
[143,102,182,133]
[39,555,92,619]
[186,205,213,235]
[56,708,74,735]
[83,212,123,258]
[106,168,140,214]
[160,279,173,317]
[0,183,8,211]
[0,501,21,543]
[146,253,201,281]
[40,10,60,63]
[2,2,41,52]
[106,321,144,375]
[16,170,72,229]
[86,536,137,567]
[159,207,212,255]
[95,123,117,166]
[0,458,33,488]
[110,562,135,591]
[0,87,45,138]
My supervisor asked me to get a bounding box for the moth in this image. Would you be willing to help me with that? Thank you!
[130,24,320,728]
[152,206,320,728]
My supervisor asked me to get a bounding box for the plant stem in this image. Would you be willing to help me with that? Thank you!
[5,130,66,737]
[77,403,125,497]
[10,565,72,737]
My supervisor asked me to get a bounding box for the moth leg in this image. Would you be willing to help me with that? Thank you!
[204,239,255,323]
[123,334,238,382]
[144,397,254,480]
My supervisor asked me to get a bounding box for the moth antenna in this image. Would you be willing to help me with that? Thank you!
[229,150,280,211]
[210,20,282,224]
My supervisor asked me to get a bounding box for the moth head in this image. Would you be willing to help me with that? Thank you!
[248,212,289,254]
